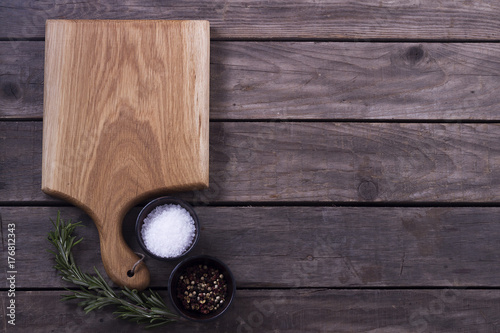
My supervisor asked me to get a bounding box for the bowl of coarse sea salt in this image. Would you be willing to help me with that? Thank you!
[136,197,200,260]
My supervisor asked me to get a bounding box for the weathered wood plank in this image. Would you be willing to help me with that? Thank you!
[3,41,500,120]
[2,0,500,40]
[0,42,44,119]
[0,122,52,202]
[2,289,499,332]
[3,122,500,203]
[2,206,500,289]
[211,42,500,120]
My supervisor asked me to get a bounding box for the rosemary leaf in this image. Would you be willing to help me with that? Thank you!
[48,213,178,327]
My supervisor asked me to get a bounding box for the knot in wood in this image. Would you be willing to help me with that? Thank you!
[358,180,378,201]
[404,45,425,65]
[1,81,21,100]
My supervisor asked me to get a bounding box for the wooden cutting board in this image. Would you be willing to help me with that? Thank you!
[42,20,210,290]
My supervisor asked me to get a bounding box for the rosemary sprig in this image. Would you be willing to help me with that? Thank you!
[47,212,178,328]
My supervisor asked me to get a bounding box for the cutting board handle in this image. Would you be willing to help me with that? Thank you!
[94,209,150,290]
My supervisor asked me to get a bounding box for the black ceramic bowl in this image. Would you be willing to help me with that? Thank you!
[135,197,200,261]
[168,255,236,321]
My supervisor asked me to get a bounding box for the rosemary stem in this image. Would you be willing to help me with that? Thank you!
[47,212,178,327]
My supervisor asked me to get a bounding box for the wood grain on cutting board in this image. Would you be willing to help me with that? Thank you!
[42,20,209,289]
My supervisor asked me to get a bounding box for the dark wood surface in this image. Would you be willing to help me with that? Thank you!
[2,1,500,332]
[4,122,500,203]
[3,206,500,289]
[3,41,500,120]
[2,0,500,40]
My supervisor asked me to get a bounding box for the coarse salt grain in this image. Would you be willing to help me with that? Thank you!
[141,204,196,258]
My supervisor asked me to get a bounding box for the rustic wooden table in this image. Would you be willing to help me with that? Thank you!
[2,1,500,332]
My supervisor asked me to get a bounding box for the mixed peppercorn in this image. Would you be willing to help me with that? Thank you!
[176,264,227,314]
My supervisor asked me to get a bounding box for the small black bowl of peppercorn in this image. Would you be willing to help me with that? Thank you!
[168,255,236,321]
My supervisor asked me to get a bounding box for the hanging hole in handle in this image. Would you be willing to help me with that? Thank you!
[127,252,145,278]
